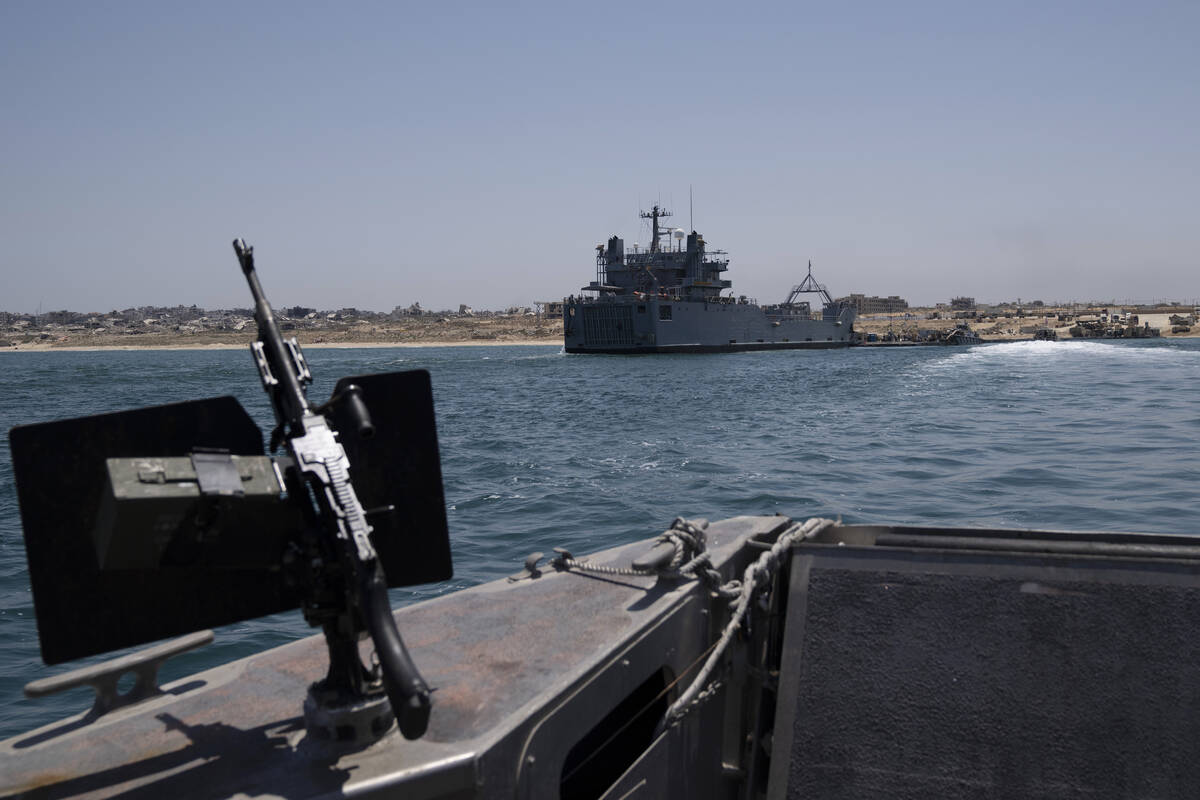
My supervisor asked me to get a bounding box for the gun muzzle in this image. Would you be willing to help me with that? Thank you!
[232,238,253,273]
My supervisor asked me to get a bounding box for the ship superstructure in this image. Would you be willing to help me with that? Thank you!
[563,206,856,353]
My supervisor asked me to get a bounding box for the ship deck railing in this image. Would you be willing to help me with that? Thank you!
[572,293,757,306]
[619,254,730,268]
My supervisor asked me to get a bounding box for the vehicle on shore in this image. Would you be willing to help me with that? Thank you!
[943,322,983,345]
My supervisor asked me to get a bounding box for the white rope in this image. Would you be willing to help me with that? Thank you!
[549,515,836,730]
[658,516,835,730]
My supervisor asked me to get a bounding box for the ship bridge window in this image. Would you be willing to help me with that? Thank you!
[637,304,646,313]
[659,305,672,321]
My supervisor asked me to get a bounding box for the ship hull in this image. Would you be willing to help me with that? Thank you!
[566,340,852,354]
[563,297,856,354]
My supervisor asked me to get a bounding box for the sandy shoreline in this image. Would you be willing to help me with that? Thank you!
[5,310,1196,353]
[1,338,564,353]
[6,330,1198,353]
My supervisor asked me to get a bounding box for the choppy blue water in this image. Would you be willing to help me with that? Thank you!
[2,339,1199,738]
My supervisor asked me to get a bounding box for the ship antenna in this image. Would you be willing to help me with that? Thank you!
[639,203,672,254]
[690,185,694,231]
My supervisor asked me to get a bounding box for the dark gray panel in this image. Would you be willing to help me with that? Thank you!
[331,369,452,587]
[773,549,1200,799]
[9,397,304,664]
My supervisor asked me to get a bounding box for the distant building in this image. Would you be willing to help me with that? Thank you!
[390,302,427,318]
[835,294,909,314]
[950,297,975,310]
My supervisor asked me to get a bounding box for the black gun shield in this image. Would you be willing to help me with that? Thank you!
[331,370,453,587]
[9,396,305,665]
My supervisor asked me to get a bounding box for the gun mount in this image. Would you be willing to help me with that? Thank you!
[8,239,452,744]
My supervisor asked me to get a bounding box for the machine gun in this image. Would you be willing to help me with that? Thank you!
[8,239,452,743]
[233,239,432,739]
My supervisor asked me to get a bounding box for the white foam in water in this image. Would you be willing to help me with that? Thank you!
[927,340,1198,375]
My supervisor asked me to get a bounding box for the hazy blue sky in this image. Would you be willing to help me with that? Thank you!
[2,1,1197,312]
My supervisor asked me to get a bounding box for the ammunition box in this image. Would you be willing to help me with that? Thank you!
[93,455,293,570]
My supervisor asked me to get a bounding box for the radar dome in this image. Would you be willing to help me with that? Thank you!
[673,228,685,239]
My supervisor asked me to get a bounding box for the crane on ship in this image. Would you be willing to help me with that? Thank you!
[783,260,836,307]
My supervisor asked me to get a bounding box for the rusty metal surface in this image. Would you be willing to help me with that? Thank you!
[0,515,787,799]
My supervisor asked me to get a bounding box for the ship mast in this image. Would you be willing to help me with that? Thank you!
[640,205,672,254]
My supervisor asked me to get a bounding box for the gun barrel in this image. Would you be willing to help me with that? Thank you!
[232,238,310,425]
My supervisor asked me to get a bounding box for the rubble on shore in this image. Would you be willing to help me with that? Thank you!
[853,304,1199,344]
[0,304,564,350]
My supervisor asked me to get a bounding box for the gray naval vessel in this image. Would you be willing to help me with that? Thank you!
[5,240,1200,799]
[563,206,857,353]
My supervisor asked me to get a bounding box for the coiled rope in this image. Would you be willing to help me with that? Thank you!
[553,515,836,731]
[659,516,834,729]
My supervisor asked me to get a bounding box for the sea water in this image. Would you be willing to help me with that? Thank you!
[2,339,1198,737]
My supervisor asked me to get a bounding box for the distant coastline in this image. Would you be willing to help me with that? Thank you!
[0,307,565,352]
[2,338,563,353]
[4,301,1198,352]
